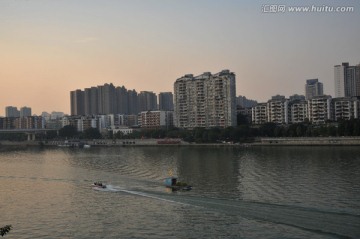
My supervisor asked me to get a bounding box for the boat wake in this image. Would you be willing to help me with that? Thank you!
[92,184,123,192]
[119,189,190,206]
[94,184,190,206]
[94,184,360,238]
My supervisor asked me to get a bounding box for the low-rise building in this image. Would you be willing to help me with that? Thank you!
[112,127,134,136]
[140,111,174,129]
[13,116,44,129]
[77,117,97,132]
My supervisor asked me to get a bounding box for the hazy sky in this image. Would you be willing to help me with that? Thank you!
[1,0,359,115]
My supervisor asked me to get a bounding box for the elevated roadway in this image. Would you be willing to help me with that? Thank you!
[0,129,59,141]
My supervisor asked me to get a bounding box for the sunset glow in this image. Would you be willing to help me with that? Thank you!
[1,0,359,115]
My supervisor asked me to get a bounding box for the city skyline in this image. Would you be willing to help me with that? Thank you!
[1,0,359,116]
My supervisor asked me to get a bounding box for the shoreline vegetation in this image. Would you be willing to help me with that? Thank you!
[2,137,360,147]
[3,119,360,147]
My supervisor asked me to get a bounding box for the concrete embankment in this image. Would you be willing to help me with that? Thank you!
[254,137,360,146]
[43,139,238,147]
[0,140,40,146]
[2,137,360,148]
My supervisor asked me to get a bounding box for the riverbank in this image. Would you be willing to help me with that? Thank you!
[2,137,360,148]
[254,137,360,146]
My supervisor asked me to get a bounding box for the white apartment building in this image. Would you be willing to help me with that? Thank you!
[333,97,359,121]
[112,127,133,135]
[174,70,236,129]
[61,117,70,128]
[251,95,360,125]
[77,117,97,132]
[334,62,360,98]
[334,64,346,98]
[289,100,308,123]
[252,103,268,124]
[97,115,112,129]
[307,95,333,124]
[267,95,289,124]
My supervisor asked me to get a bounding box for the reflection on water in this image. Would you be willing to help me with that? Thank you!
[0,146,360,238]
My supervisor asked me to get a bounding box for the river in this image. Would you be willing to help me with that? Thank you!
[0,146,359,238]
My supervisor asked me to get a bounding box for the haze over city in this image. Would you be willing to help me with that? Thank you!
[1,0,359,116]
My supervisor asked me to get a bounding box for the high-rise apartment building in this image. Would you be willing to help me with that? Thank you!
[84,87,98,115]
[158,92,174,111]
[98,83,116,114]
[334,62,360,98]
[174,70,236,128]
[116,86,129,114]
[138,91,157,112]
[252,103,268,125]
[289,99,308,123]
[289,94,305,101]
[127,90,139,115]
[236,96,257,108]
[70,90,85,116]
[251,95,360,125]
[5,106,20,117]
[20,106,32,117]
[333,97,359,121]
[307,95,333,124]
[71,84,140,116]
[305,79,323,100]
[267,95,289,124]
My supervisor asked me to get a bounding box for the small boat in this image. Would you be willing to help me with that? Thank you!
[92,182,106,189]
[164,177,192,191]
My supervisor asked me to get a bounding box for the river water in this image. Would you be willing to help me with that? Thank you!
[0,146,359,238]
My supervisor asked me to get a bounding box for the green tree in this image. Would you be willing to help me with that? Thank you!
[45,130,58,140]
[194,128,205,143]
[274,126,283,137]
[237,113,249,125]
[207,128,220,142]
[59,125,78,138]
[114,131,124,139]
[353,120,360,136]
[259,123,277,137]
[0,133,27,141]
[327,125,337,136]
[82,127,102,139]
[294,123,308,137]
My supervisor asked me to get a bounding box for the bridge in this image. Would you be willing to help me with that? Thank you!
[0,129,59,141]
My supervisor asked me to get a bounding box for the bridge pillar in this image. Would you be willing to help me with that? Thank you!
[27,133,36,141]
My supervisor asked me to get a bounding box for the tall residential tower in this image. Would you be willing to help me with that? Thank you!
[305,79,323,100]
[70,84,140,116]
[174,70,236,128]
[334,62,360,97]
[158,92,174,111]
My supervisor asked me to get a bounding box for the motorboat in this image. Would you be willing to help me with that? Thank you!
[164,177,192,191]
[92,182,106,189]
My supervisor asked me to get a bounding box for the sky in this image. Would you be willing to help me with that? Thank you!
[0,0,359,116]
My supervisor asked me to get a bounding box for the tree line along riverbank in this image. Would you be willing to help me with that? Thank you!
[3,137,360,147]
[2,118,360,145]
